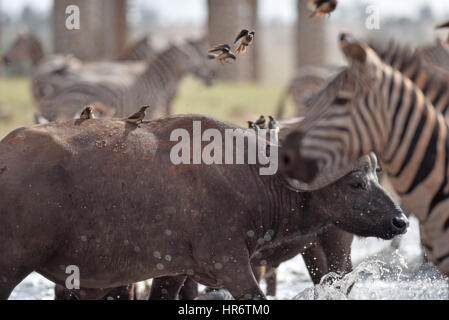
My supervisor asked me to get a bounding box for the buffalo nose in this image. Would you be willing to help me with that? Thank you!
[391,216,408,232]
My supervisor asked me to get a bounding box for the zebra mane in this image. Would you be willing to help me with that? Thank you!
[417,41,449,74]
[116,36,153,61]
[368,39,415,71]
[302,67,357,128]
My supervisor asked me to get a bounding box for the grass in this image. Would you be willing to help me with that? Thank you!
[0,77,35,137]
[0,76,295,138]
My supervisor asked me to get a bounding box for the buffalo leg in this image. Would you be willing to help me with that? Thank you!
[320,227,353,276]
[54,284,136,300]
[223,263,266,300]
[264,267,277,296]
[302,244,328,284]
[0,266,34,300]
[149,275,187,300]
[178,278,198,300]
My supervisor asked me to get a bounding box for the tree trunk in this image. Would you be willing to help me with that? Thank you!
[207,0,259,81]
[295,0,326,68]
[53,0,127,61]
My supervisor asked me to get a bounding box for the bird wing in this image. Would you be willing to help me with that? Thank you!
[208,44,230,53]
[234,29,249,44]
[436,21,449,29]
[127,112,142,120]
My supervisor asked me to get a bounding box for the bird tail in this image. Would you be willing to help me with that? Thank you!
[275,86,291,119]
[207,53,216,60]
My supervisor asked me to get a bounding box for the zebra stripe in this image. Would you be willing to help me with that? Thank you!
[116,36,155,61]
[371,40,449,120]
[418,41,449,73]
[37,41,213,121]
[299,44,449,274]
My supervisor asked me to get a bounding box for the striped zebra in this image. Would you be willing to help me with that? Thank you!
[1,32,154,102]
[370,40,449,120]
[275,66,336,119]
[280,32,449,275]
[116,36,154,61]
[418,40,449,73]
[37,39,214,121]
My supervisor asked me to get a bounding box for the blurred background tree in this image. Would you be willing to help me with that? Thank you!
[53,0,127,60]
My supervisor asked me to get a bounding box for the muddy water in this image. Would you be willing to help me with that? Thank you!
[9,217,448,300]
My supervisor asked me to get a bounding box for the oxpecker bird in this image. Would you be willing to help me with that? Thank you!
[207,44,237,63]
[234,29,255,54]
[126,106,150,125]
[80,106,95,120]
[308,0,338,18]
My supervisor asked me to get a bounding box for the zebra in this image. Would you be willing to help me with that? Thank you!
[2,32,154,66]
[275,66,337,119]
[370,40,449,120]
[417,40,449,73]
[279,32,449,276]
[1,32,154,103]
[37,39,215,121]
[116,36,155,61]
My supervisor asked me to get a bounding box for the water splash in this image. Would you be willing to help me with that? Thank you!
[293,259,386,300]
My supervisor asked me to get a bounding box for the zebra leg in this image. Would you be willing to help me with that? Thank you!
[165,97,175,115]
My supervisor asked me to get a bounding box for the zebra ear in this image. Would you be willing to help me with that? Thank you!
[339,33,367,65]
[343,43,367,65]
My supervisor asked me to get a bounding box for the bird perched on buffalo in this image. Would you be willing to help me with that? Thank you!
[247,120,259,132]
[268,116,279,134]
[234,29,255,54]
[126,105,150,125]
[207,44,237,63]
[308,0,338,18]
[79,106,95,120]
[255,115,266,129]
[435,20,449,45]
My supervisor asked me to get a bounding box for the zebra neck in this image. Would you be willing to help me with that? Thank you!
[379,68,449,220]
[30,38,45,66]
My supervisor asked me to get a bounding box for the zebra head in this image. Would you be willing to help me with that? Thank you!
[181,38,215,87]
[2,31,43,66]
[279,32,394,185]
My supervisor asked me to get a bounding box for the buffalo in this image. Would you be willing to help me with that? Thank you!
[0,115,407,299]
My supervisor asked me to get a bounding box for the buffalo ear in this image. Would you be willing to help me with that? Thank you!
[278,131,319,183]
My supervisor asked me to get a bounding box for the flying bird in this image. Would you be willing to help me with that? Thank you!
[308,0,338,18]
[268,116,279,134]
[435,20,449,45]
[255,115,266,129]
[207,44,237,63]
[126,105,150,125]
[234,29,255,54]
[79,106,95,120]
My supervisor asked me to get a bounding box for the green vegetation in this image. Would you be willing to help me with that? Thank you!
[0,77,35,137]
[0,76,295,138]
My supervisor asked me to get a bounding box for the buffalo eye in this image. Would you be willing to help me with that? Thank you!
[351,182,367,190]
